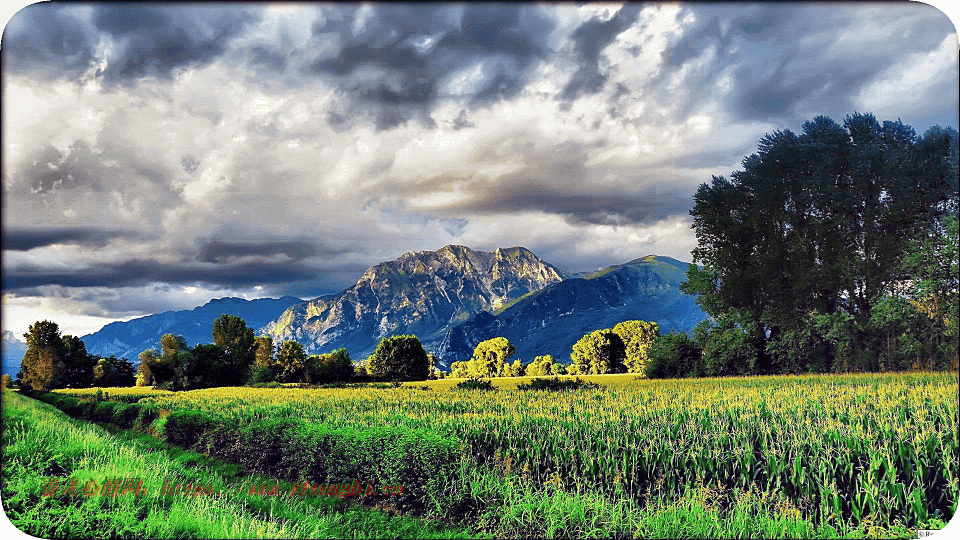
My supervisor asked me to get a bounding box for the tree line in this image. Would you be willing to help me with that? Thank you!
[450,320,660,378]
[17,320,135,391]
[15,314,442,391]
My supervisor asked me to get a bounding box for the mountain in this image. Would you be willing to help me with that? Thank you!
[80,296,303,361]
[262,245,565,358]
[2,330,28,378]
[435,255,707,367]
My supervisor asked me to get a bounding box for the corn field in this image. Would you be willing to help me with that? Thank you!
[62,372,958,529]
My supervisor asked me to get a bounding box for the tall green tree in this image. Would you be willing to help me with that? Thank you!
[92,356,135,387]
[19,320,67,391]
[468,337,516,378]
[212,314,255,385]
[276,340,307,383]
[570,329,626,375]
[611,320,659,374]
[366,335,430,381]
[307,348,354,384]
[685,114,958,373]
[248,335,277,384]
[61,335,97,388]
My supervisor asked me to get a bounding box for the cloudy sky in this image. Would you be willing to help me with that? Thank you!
[1,1,958,339]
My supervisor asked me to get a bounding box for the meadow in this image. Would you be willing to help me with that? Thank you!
[36,371,958,538]
[1,388,476,539]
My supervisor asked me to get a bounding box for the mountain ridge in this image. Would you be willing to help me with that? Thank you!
[435,255,705,367]
[79,295,303,361]
[262,244,566,358]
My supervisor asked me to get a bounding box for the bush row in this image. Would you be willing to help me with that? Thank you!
[31,391,461,512]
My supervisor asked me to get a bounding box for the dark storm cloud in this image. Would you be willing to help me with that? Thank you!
[1,3,95,79]
[657,3,957,124]
[561,3,644,102]
[3,228,139,251]
[3,3,261,83]
[451,182,692,227]
[305,3,555,129]
[197,239,333,264]
[3,259,320,291]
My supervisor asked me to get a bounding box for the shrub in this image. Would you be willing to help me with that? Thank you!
[163,409,216,449]
[515,377,601,392]
[455,378,496,391]
[646,332,704,379]
[248,381,282,388]
[112,403,140,428]
[92,401,120,422]
[134,403,163,432]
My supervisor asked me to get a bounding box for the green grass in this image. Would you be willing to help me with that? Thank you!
[10,372,956,538]
[1,389,477,539]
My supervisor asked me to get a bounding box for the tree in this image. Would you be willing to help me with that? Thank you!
[366,335,430,381]
[468,337,516,378]
[685,114,958,373]
[1,374,12,389]
[20,320,67,391]
[900,214,959,369]
[92,356,135,387]
[308,348,354,384]
[248,335,278,384]
[611,320,660,375]
[276,340,307,383]
[509,358,525,377]
[138,334,192,390]
[526,355,560,376]
[450,360,471,379]
[570,329,626,375]
[136,349,158,387]
[189,344,227,388]
[212,314,255,385]
[61,335,97,388]
[646,332,703,379]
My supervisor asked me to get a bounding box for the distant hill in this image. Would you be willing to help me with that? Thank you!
[435,255,706,368]
[2,330,28,378]
[80,296,303,361]
[262,245,566,358]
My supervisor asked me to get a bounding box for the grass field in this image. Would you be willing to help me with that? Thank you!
[16,372,960,537]
[1,389,475,539]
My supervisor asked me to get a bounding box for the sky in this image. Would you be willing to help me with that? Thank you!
[1,1,958,339]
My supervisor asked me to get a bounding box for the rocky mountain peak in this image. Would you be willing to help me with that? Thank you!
[263,244,566,357]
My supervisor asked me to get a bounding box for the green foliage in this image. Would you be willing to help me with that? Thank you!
[307,348,354,384]
[246,363,277,384]
[163,409,216,449]
[276,340,308,383]
[467,337,516,378]
[686,114,958,374]
[92,355,136,387]
[60,335,96,388]
[19,320,67,391]
[611,320,660,374]
[525,355,562,376]
[212,314,256,385]
[367,335,430,381]
[645,332,704,379]
[515,377,601,392]
[3,390,472,539]
[455,378,496,391]
[570,329,626,375]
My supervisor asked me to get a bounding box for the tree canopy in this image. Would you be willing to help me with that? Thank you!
[366,335,430,381]
[683,113,958,374]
